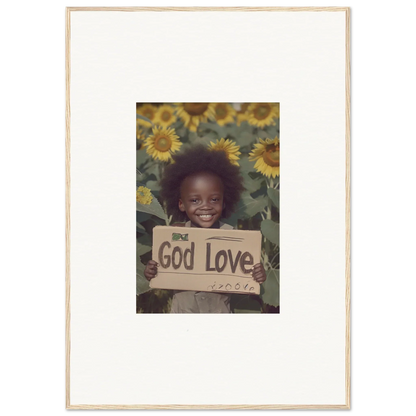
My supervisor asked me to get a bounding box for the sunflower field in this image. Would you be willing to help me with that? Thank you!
[137,103,280,313]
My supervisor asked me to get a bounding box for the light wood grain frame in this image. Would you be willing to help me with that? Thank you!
[66,6,350,410]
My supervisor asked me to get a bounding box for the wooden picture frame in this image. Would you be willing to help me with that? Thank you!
[61,3,357,414]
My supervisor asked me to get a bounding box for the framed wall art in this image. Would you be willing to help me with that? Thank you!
[66,6,350,409]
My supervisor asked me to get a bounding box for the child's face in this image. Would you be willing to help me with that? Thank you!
[179,172,224,228]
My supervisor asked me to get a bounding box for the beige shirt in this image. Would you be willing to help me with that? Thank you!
[170,221,233,314]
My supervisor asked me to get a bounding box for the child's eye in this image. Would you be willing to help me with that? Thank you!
[191,198,198,203]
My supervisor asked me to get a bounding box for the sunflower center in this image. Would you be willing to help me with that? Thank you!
[254,104,271,120]
[262,146,280,167]
[144,110,154,119]
[154,135,172,152]
[161,111,171,121]
[184,103,208,116]
[215,105,227,119]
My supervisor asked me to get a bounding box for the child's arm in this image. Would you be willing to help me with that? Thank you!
[144,260,158,281]
[252,263,266,284]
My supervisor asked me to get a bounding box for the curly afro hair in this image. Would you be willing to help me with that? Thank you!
[160,145,244,222]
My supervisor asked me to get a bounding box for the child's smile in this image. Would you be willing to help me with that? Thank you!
[179,172,224,228]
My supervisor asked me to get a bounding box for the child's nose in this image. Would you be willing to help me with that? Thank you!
[201,200,212,209]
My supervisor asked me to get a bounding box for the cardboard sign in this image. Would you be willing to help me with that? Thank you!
[149,226,262,295]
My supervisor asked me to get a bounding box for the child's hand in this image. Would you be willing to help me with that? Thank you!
[144,260,158,281]
[251,263,266,284]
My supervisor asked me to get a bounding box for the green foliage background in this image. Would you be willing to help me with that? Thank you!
[136,103,279,313]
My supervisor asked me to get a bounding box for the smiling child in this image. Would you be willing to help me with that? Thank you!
[144,145,266,313]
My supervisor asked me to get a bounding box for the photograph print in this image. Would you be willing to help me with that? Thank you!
[136,103,280,314]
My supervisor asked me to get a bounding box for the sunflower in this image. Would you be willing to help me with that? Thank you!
[249,136,280,178]
[208,138,241,166]
[247,103,279,128]
[175,103,215,132]
[137,104,158,127]
[136,186,153,205]
[212,103,236,126]
[136,120,146,149]
[154,104,177,128]
[235,103,250,126]
[144,126,182,162]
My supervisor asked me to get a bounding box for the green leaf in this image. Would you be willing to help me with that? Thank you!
[136,221,146,233]
[194,135,216,146]
[137,242,152,257]
[137,232,152,247]
[136,261,151,296]
[238,193,268,218]
[231,294,262,313]
[136,190,167,221]
[136,114,154,126]
[237,130,256,147]
[136,211,151,224]
[205,131,220,140]
[238,156,255,172]
[261,268,279,307]
[224,123,238,138]
[198,122,226,137]
[267,188,280,209]
[223,193,267,226]
[175,125,188,138]
[265,125,278,137]
[137,171,145,182]
[261,219,279,245]
[242,172,264,194]
[136,149,149,167]
[257,129,271,139]
[188,131,199,142]
[146,180,160,191]
[144,163,160,178]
